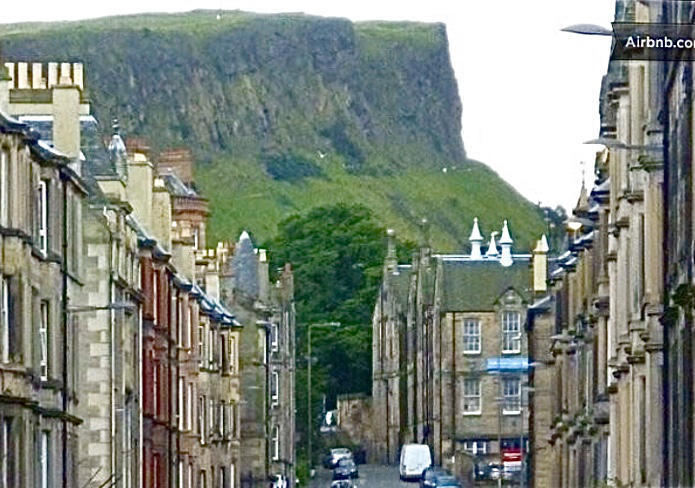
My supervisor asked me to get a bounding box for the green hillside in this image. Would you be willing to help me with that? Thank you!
[1,10,546,249]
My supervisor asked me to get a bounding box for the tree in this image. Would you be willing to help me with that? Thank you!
[266,203,414,462]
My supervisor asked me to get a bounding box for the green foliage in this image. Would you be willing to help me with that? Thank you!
[267,203,386,325]
[267,203,414,460]
[263,151,324,181]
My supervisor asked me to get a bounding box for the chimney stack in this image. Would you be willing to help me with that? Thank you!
[533,234,550,293]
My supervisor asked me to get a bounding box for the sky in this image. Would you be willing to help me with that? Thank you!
[0,1,616,213]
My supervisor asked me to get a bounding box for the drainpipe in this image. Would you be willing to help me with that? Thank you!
[102,207,117,484]
[61,171,69,488]
[451,313,456,468]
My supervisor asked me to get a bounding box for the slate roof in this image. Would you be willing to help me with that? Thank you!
[17,115,113,204]
[440,258,531,312]
[161,172,198,198]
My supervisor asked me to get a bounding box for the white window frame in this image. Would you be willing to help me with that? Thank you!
[228,335,236,374]
[208,327,214,368]
[198,321,205,367]
[462,378,481,415]
[0,149,8,227]
[153,270,158,324]
[270,323,279,352]
[271,371,280,407]
[463,318,481,354]
[178,376,184,430]
[271,425,280,461]
[502,311,521,354]
[39,301,49,380]
[219,467,225,488]
[1,278,9,363]
[208,398,214,437]
[229,464,235,488]
[178,460,184,488]
[186,306,194,350]
[463,440,488,455]
[199,396,206,444]
[218,402,224,437]
[40,431,49,488]
[2,418,11,488]
[37,180,47,255]
[188,464,193,488]
[502,378,521,415]
[187,383,194,431]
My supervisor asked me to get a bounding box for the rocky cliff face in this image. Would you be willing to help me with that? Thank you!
[1,11,545,249]
[2,11,464,172]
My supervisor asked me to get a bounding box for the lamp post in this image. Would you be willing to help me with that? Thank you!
[306,321,340,476]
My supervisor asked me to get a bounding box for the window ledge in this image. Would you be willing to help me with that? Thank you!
[462,351,481,355]
[462,411,482,416]
[501,350,521,355]
[503,411,521,416]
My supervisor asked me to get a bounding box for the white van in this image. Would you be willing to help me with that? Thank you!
[399,443,432,481]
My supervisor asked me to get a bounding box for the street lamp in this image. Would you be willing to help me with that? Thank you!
[306,321,341,475]
[561,24,613,36]
[67,300,137,314]
[583,138,662,152]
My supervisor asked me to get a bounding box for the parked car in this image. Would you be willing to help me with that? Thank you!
[420,466,450,488]
[332,458,359,480]
[399,443,432,481]
[330,480,354,488]
[323,448,353,469]
[432,475,461,487]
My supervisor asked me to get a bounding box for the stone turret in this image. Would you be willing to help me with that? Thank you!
[469,217,483,260]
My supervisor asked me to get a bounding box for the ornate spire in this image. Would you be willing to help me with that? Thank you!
[108,118,128,179]
[469,217,483,260]
[499,220,514,267]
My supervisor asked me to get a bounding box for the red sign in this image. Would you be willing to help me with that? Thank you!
[502,448,521,463]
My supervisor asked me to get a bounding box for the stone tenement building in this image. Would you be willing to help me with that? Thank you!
[526,1,667,486]
[0,99,86,487]
[222,231,296,488]
[372,219,548,480]
[0,59,297,488]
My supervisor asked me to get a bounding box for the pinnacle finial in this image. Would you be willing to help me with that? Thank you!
[469,217,483,242]
[486,231,499,257]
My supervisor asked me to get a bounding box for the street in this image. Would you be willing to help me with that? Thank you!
[309,464,416,488]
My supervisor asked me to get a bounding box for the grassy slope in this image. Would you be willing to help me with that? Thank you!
[197,153,546,251]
